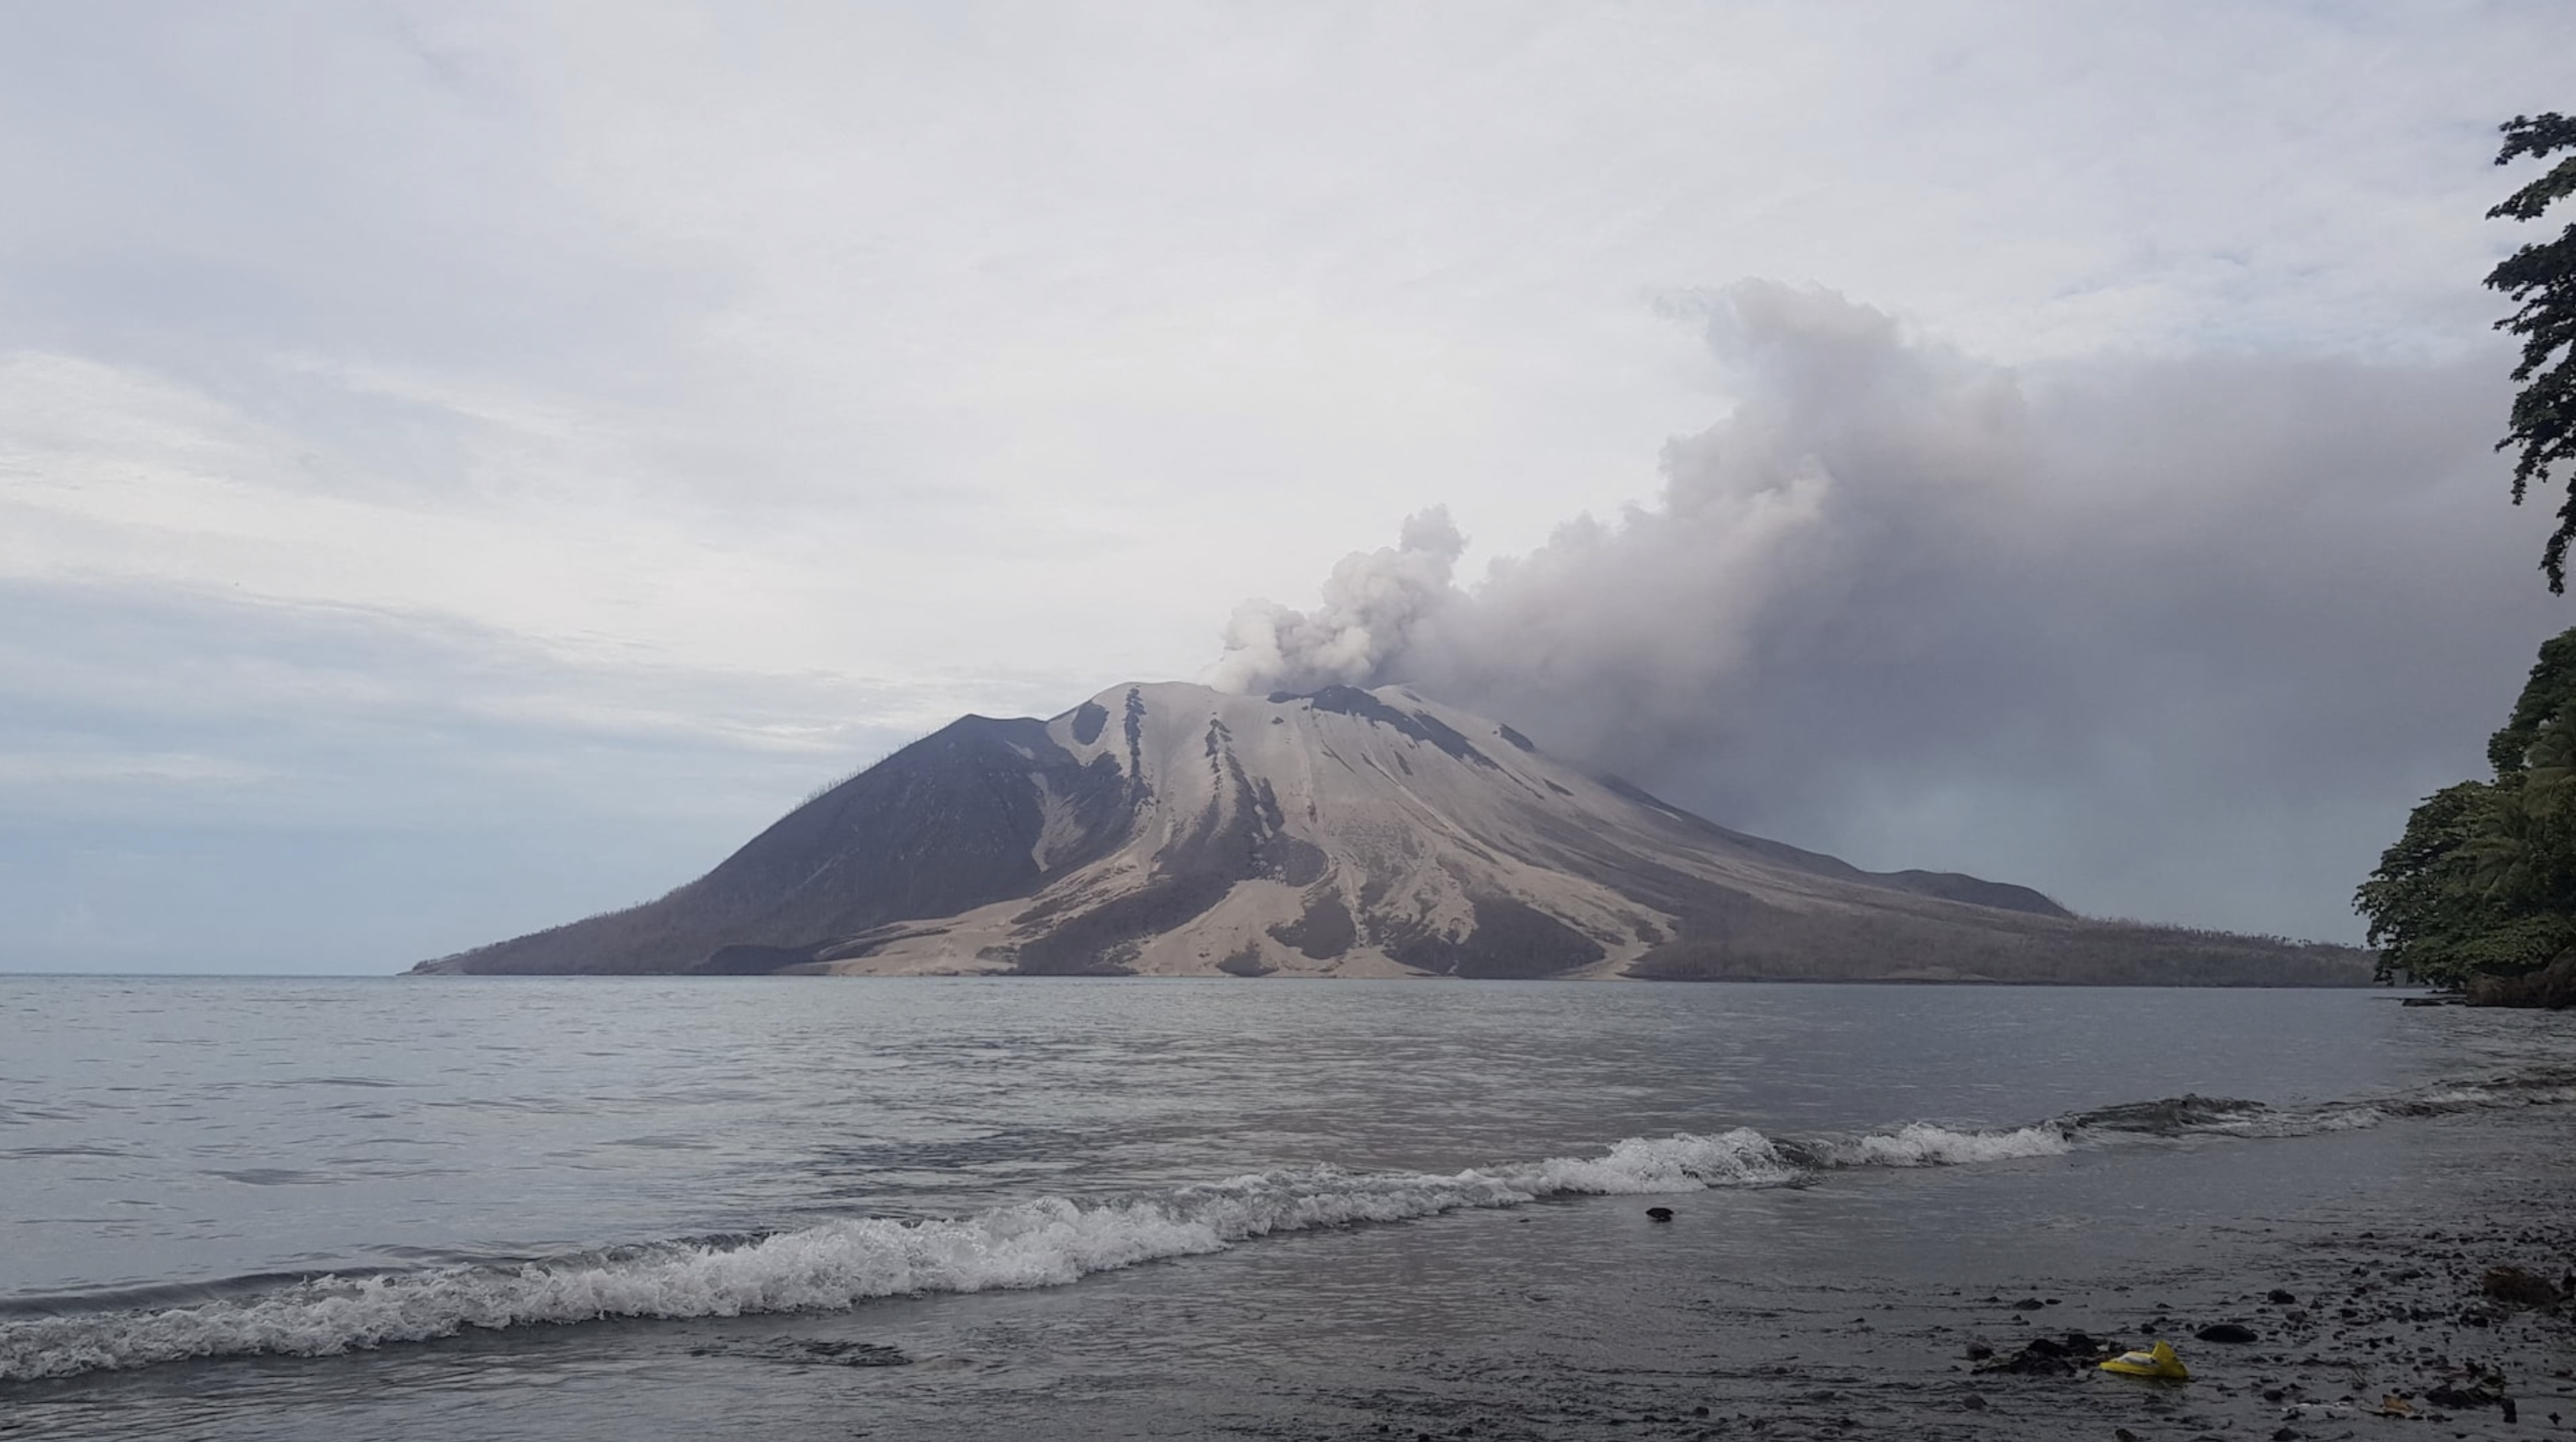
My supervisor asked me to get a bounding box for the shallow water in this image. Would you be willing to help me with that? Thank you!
[3,977,2571,1439]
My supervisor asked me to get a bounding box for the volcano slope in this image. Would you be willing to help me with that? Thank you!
[411,682,2367,984]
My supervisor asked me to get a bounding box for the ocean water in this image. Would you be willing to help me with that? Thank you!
[2,977,2571,1440]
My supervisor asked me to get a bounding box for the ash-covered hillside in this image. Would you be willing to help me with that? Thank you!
[412,682,2369,986]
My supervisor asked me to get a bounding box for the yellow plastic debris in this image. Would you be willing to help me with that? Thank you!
[2098,1339,2190,1380]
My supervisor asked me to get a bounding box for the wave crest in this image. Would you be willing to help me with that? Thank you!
[0,1119,2063,1384]
[1800,1121,2072,1168]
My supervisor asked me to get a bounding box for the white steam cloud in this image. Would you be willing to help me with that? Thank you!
[1209,281,2568,940]
[1209,508,1469,695]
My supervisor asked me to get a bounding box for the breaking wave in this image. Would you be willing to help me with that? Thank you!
[0,1122,1990,1382]
[1787,1121,2073,1168]
[6,1066,2568,1385]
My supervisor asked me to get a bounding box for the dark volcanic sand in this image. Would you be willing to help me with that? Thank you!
[849,1103,2572,1442]
[1232,1110,2576,1442]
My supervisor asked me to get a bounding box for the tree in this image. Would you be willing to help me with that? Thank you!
[2485,624,2576,772]
[2358,628,2576,986]
[2357,780,2506,985]
[2364,118,2576,1001]
[2486,113,2576,590]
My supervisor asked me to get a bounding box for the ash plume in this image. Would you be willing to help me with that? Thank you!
[1208,281,2566,938]
[1208,508,1468,695]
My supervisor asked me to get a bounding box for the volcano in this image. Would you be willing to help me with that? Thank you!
[411,682,2368,984]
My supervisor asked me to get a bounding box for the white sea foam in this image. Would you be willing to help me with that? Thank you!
[0,1119,2140,1383]
[1802,1122,2073,1168]
[0,1160,1565,1379]
[0,1198,1221,1382]
[1495,1127,1798,1195]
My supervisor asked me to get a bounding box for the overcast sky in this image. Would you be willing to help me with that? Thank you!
[3,2,2569,973]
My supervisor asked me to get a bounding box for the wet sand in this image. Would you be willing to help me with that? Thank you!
[1234,1103,2576,1442]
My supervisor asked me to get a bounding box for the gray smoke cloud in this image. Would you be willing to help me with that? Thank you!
[1210,509,1469,694]
[1210,281,2568,940]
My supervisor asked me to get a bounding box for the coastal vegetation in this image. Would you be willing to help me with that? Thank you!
[2353,115,2576,1006]
[2357,628,2576,1002]
[2486,112,2576,590]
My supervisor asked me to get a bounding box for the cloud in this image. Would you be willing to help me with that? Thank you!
[5,4,2572,969]
[0,752,271,788]
[1211,282,2568,941]
[0,578,963,972]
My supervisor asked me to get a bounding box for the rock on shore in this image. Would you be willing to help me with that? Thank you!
[2468,952,2576,1008]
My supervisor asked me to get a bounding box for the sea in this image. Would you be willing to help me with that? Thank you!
[2,976,2571,1440]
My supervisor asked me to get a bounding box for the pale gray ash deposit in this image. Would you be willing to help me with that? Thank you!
[412,682,2367,984]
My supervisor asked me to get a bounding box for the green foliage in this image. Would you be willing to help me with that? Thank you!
[2486,626,2576,771]
[2372,118,2576,984]
[2359,629,2576,985]
[2486,113,2576,590]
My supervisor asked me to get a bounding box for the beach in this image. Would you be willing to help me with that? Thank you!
[2,977,2568,1440]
